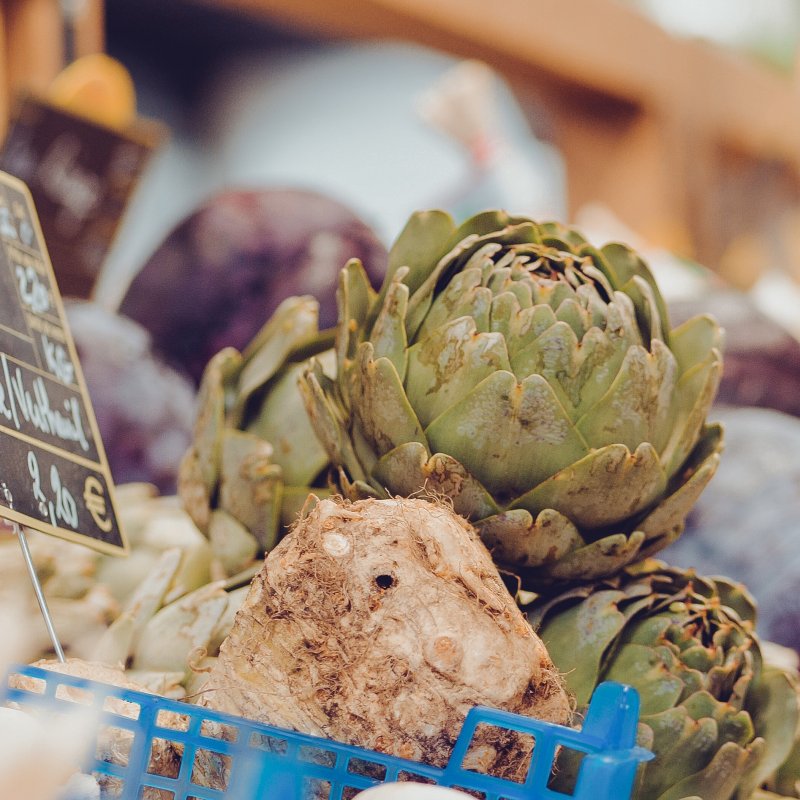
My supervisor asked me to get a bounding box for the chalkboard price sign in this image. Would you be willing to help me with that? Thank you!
[0,170,127,555]
[0,95,165,299]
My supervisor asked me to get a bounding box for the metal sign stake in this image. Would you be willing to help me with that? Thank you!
[1,483,66,663]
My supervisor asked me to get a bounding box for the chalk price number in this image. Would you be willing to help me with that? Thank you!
[27,450,77,529]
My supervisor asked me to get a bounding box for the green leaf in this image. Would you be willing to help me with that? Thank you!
[405,317,511,427]
[384,209,455,296]
[641,708,720,799]
[510,442,666,529]
[670,314,723,375]
[369,277,410,380]
[600,241,672,346]
[237,296,320,410]
[350,343,428,458]
[477,507,583,567]
[424,370,588,497]
[659,739,763,800]
[195,347,242,492]
[739,667,800,797]
[371,443,499,521]
[336,258,378,372]
[218,429,283,551]
[538,531,646,582]
[575,341,678,454]
[245,365,327,485]
[535,590,629,705]
[660,348,722,476]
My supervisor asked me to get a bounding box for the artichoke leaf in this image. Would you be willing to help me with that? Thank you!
[218,429,282,550]
[336,258,377,373]
[773,733,800,798]
[299,361,369,485]
[575,340,678,453]
[487,289,524,344]
[208,509,259,576]
[350,343,427,457]
[554,296,589,340]
[178,447,212,533]
[478,507,583,567]
[246,360,330,485]
[535,589,629,706]
[660,349,722,476]
[641,709,721,799]
[510,442,666,530]
[539,530,646,582]
[670,314,724,375]
[638,448,721,544]
[714,575,758,628]
[194,347,241,492]
[605,643,685,715]
[384,209,456,297]
[738,667,800,798]
[509,320,582,413]
[237,296,320,412]
[507,303,560,351]
[450,209,530,244]
[539,220,588,249]
[600,241,672,346]
[425,370,588,497]
[405,317,511,427]
[659,738,764,800]
[418,267,492,337]
[370,442,498,520]
[369,276,409,380]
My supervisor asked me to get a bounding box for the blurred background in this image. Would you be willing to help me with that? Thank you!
[2,0,800,648]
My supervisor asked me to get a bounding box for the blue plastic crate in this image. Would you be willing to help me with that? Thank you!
[1,664,652,800]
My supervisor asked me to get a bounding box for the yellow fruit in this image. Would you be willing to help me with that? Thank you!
[47,53,136,129]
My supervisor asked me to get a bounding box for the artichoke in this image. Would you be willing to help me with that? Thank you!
[528,561,800,800]
[300,210,723,585]
[179,296,333,570]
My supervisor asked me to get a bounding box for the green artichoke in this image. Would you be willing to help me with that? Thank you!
[179,296,333,571]
[528,561,800,800]
[300,209,723,585]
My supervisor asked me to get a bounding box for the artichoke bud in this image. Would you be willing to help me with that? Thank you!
[529,563,800,800]
[179,296,335,568]
[300,209,724,586]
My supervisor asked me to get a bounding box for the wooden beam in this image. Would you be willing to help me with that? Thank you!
[201,0,800,173]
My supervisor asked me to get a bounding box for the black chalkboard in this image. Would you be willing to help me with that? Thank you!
[0,171,127,554]
[0,95,165,299]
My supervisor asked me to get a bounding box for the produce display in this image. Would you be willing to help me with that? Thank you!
[6,208,800,800]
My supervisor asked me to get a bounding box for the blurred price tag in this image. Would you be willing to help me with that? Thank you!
[0,170,127,555]
[0,93,165,298]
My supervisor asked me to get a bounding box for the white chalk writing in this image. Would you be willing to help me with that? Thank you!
[15,264,51,314]
[1,354,89,452]
[27,451,78,529]
[36,133,101,231]
[41,334,74,384]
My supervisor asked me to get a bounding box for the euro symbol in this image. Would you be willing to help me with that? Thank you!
[83,476,112,533]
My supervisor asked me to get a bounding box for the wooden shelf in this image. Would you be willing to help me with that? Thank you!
[197,0,800,282]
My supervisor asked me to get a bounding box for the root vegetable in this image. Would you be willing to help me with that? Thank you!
[198,496,570,777]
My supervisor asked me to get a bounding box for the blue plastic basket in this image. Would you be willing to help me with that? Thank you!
[1,664,652,800]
